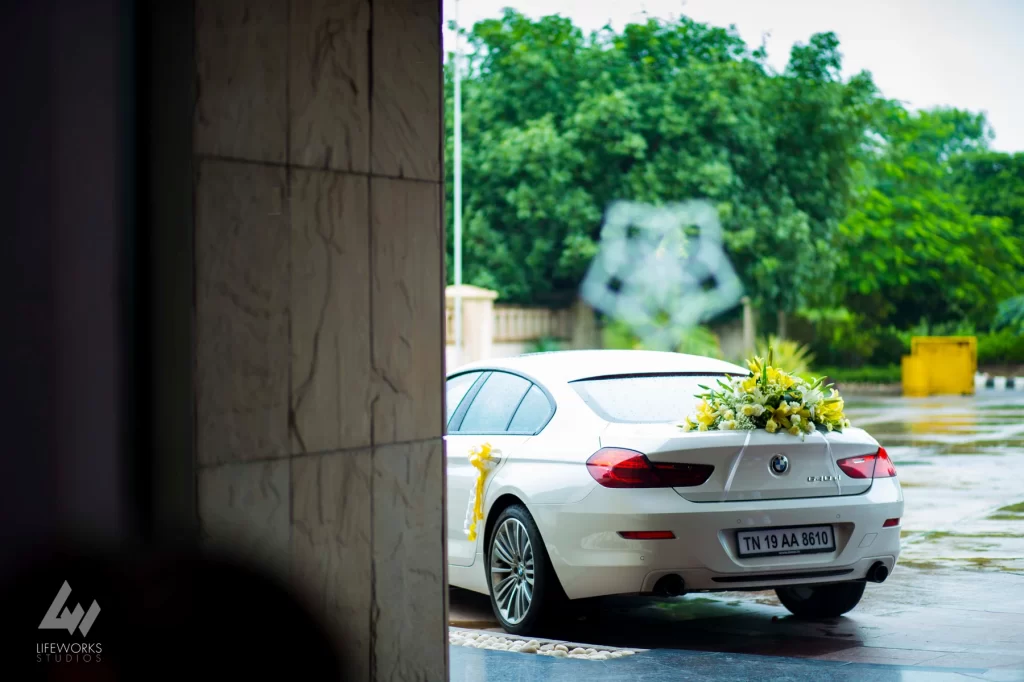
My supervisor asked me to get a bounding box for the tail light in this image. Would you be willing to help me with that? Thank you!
[586,448,714,488]
[837,447,897,479]
[874,447,897,477]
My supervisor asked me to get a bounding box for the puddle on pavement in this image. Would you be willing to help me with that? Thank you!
[899,554,1024,573]
[935,444,1021,456]
[919,530,1021,540]
[879,438,1024,453]
[897,558,946,571]
[900,519,1024,574]
[866,421,980,436]
[983,503,1024,521]
[643,596,747,621]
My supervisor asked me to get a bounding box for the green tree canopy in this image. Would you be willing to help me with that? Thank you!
[951,150,1024,238]
[447,11,878,314]
[446,10,1024,339]
[837,106,1023,328]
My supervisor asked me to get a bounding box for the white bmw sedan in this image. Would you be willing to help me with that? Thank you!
[445,350,903,634]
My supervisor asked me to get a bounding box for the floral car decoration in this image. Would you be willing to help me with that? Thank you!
[680,347,851,437]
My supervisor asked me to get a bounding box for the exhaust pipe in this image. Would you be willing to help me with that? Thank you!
[867,561,889,583]
[653,574,685,596]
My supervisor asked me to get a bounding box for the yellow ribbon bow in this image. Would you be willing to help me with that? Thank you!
[464,442,499,542]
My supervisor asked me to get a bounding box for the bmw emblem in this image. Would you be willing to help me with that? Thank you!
[770,454,789,475]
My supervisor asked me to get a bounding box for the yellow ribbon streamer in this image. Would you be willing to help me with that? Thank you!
[464,442,499,542]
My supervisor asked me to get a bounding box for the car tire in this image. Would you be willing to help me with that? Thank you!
[485,504,565,635]
[775,581,866,619]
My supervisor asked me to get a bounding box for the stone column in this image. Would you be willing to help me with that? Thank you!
[570,298,601,350]
[193,1,446,680]
[447,284,498,366]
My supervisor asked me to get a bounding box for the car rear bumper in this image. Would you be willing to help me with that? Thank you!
[640,554,898,592]
[530,478,904,600]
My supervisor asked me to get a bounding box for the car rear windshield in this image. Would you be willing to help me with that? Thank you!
[570,373,738,424]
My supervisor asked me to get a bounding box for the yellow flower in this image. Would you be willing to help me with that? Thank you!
[741,375,758,392]
[818,398,845,424]
[787,425,801,436]
[765,418,778,433]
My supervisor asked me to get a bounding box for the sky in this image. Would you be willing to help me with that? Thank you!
[442,0,1024,152]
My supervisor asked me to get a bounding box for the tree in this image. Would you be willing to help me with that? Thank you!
[837,107,1023,328]
[446,12,878,319]
[757,33,881,333]
[951,150,1024,238]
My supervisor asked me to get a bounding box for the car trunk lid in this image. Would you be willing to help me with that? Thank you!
[599,423,878,502]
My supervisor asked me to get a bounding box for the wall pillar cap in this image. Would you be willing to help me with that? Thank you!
[446,284,499,301]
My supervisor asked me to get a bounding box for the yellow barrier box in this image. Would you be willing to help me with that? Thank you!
[902,336,977,396]
[901,354,929,397]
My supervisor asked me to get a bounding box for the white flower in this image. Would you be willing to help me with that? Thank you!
[698,423,709,432]
[719,420,738,430]
[801,387,824,406]
[752,404,765,416]
[791,414,802,425]
[789,401,801,410]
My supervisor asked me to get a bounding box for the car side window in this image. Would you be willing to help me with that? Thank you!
[507,384,554,434]
[457,371,531,433]
[446,372,483,427]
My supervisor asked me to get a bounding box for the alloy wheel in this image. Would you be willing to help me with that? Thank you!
[489,517,535,625]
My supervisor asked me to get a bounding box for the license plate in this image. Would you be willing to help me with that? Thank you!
[736,525,835,557]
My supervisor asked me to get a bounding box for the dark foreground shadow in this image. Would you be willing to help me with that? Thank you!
[5,545,348,680]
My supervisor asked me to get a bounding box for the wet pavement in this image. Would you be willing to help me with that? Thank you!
[449,391,1024,680]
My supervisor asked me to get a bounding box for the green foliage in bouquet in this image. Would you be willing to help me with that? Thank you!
[754,335,815,376]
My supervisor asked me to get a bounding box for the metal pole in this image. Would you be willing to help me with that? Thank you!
[453,0,464,366]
